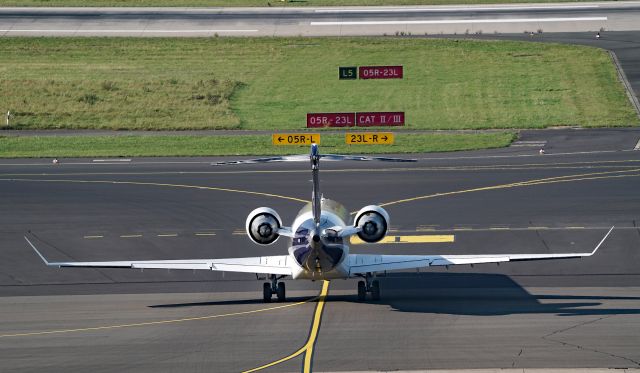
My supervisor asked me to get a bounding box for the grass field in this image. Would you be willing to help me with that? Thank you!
[0,133,515,157]
[0,0,609,6]
[1,37,636,132]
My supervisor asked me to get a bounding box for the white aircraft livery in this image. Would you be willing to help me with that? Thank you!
[26,144,614,302]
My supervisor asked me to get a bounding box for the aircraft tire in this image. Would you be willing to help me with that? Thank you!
[263,282,272,303]
[371,280,380,301]
[357,281,366,301]
[276,282,286,302]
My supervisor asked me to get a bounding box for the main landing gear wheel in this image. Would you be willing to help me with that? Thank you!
[356,273,381,301]
[263,282,272,303]
[263,274,287,303]
[276,282,286,302]
[357,281,366,301]
[371,280,380,301]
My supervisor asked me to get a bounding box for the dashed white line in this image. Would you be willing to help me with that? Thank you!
[157,233,178,237]
[311,17,607,26]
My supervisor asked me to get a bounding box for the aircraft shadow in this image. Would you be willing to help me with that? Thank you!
[149,273,640,317]
[327,273,640,317]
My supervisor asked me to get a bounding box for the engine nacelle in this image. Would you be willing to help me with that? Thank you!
[246,207,283,245]
[354,205,389,243]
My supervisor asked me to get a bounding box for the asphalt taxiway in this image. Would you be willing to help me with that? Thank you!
[1,128,640,372]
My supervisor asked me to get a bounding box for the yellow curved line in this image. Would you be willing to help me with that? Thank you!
[243,280,330,373]
[0,178,308,204]
[0,299,312,338]
[374,168,640,210]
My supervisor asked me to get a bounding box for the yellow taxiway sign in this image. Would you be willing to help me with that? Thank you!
[273,133,320,145]
[346,132,394,145]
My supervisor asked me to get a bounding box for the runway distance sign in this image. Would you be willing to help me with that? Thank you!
[307,113,356,128]
[359,66,403,80]
[272,133,320,145]
[356,112,405,126]
[345,132,394,145]
[339,66,357,80]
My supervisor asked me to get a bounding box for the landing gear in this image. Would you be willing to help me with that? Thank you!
[276,282,286,302]
[356,272,381,301]
[263,274,287,303]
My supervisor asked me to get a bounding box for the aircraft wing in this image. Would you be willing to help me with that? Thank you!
[25,236,293,275]
[348,226,613,275]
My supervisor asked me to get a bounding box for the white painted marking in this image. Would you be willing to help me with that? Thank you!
[157,233,178,237]
[315,5,599,13]
[634,138,640,150]
[83,235,104,239]
[93,159,132,162]
[311,17,607,26]
[0,29,258,33]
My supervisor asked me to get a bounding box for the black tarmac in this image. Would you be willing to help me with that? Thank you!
[1,128,640,372]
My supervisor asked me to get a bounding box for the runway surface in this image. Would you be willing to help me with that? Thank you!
[1,127,640,372]
[1,1,640,36]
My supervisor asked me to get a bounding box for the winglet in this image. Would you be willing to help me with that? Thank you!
[589,226,614,256]
[24,235,51,266]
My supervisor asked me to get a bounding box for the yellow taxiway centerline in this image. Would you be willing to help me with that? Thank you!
[243,280,330,373]
[350,235,455,245]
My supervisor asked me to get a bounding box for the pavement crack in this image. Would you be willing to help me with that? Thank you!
[535,230,552,251]
[542,316,640,367]
[511,347,524,367]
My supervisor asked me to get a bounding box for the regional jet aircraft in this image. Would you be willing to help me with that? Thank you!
[26,144,613,302]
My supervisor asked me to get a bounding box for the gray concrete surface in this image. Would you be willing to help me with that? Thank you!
[1,1,640,36]
[1,128,640,372]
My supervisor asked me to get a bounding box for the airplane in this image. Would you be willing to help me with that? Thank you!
[25,144,614,303]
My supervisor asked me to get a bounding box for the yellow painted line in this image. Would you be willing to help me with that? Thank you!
[157,234,178,237]
[243,280,330,373]
[350,235,454,245]
[0,178,308,204]
[83,235,103,239]
[372,168,640,212]
[195,233,216,236]
[120,234,142,238]
[0,299,312,338]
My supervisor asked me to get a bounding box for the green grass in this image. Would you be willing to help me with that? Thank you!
[1,37,637,131]
[0,133,515,157]
[0,0,612,6]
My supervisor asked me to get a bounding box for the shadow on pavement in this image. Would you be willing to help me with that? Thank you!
[337,272,640,317]
[149,273,640,317]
